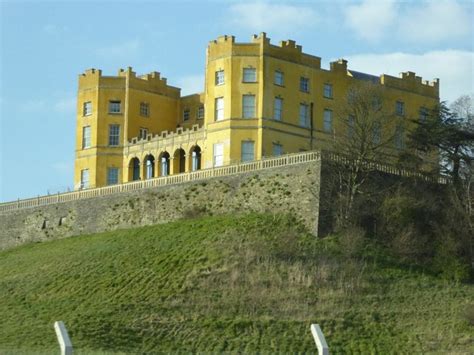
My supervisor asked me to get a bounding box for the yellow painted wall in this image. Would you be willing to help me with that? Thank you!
[74,33,439,189]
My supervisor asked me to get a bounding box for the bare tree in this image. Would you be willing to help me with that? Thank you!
[326,82,399,228]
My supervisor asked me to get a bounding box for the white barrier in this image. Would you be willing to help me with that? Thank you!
[54,321,73,355]
[311,324,329,355]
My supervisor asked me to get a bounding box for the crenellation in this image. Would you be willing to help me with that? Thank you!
[74,33,440,190]
[212,34,235,45]
[330,59,348,73]
[82,68,102,77]
[251,32,270,45]
[118,67,136,78]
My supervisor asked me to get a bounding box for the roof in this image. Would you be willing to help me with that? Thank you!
[348,70,380,84]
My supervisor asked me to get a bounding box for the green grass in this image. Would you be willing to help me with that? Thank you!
[0,214,473,353]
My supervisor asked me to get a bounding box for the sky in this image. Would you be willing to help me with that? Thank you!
[0,0,473,202]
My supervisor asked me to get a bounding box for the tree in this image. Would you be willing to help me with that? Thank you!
[407,95,474,270]
[325,82,399,229]
[408,99,474,185]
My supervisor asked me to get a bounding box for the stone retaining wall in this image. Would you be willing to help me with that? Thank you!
[0,161,321,250]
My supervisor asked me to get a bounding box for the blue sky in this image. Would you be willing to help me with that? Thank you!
[0,0,473,202]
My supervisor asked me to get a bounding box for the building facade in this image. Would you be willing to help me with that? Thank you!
[74,33,439,189]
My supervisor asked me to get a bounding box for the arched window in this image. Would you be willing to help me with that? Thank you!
[190,146,201,171]
[160,152,170,177]
[129,158,140,181]
[144,155,155,179]
[173,148,186,174]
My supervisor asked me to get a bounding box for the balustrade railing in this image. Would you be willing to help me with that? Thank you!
[0,150,321,213]
[0,150,447,214]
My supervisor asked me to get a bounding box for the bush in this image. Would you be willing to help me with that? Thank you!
[432,232,470,283]
[339,226,367,259]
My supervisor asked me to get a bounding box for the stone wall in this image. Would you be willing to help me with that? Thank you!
[0,161,321,250]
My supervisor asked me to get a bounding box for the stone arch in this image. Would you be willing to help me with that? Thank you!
[158,151,170,177]
[143,154,156,180]
[189,145,202,172]
[172,148,186,174]
[128,157,141,181]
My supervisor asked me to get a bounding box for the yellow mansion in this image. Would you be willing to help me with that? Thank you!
[74,33,439,189]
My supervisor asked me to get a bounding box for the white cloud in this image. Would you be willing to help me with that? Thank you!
[175,74,204,96]
[344,0,472,43]
[344,0,397,41]
[228,2,318,35]
[398,0,472,43]
[343,50,474,103]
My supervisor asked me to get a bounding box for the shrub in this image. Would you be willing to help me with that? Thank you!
[339,226,367,259]
[432,232,470,283]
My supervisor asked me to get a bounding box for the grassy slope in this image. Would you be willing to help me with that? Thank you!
[0,214,473,354]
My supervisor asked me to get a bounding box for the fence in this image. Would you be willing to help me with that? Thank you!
[321,151,448,185]
[0,150,321,214]
[0,149,448,214]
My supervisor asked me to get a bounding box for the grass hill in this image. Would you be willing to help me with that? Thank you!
[0,213,473,353]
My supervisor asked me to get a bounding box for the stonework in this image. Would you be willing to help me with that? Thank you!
[0,161,321,251]
[75,33,439,190]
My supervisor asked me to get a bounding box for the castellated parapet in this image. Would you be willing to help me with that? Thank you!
[71,33,440,190]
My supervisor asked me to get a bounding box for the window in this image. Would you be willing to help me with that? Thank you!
[83,101,92,116]
[323,84,333,99]
[139,128,148,140]
[161,155,169,177]
[213,143,224,167]
[323,109,333,132]
[215,97,224,121]
[242,95,256,118]
[82,126,91,149]
[241,141,255,162]
[145,158,154,179]
[395,125,404,149]
[300,77,310,92]
[373,122,382,144]
[80,169,89,189]
[197,106,204,120]
[109,100,121,114]
[348,115,355,138]
[108,124,120,146]
[419,107,428,122]
[215,70,224,85]
[274,97,283,121]
[274,70,284,86]
[183,108,190,121]
[191,149,201,171]
[243,68,257,83]
[107,167,119,185]
[140,102,149,117]
[272,143,283,156]
[396,101,405,116]
[299,104,310,128]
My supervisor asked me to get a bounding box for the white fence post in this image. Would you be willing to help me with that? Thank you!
[310,324,329,355]
[54,321,73,355]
